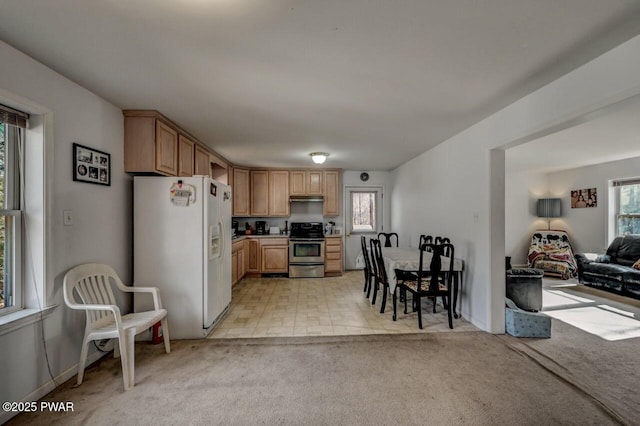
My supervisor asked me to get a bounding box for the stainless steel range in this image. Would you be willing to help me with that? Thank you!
[289,222,325,278]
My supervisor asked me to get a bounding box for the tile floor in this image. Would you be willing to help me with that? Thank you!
[208,271,476,338]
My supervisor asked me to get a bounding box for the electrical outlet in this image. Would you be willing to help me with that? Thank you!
[63,210,73,226]
[473,212,479,223]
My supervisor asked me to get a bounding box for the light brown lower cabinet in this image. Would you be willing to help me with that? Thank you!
[246,238,261,273]
[232,240,246,285]
[324,237,343,276]
[260,238,289,273]
[231,250,238,285]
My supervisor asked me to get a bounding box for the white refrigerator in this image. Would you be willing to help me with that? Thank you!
[133,176,232,339]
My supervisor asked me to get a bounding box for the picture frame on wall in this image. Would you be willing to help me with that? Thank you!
[571,187,597,208]
[73,143,111,186]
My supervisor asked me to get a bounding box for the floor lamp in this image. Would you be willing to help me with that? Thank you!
[537,198,562,230]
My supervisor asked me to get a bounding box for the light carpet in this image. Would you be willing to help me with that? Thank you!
[500,282,640,426]
[8,332,620,425]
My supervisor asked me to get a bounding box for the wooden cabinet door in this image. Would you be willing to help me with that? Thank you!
[194,145,210,176]
[307,170,323,195]
[232,250,238,285]
[323,170,340,216]
[290,171,306,195]
[247,239,261,273]
[251,170,269,216]
[261,246,289,273]
[155,120,178,176]
[269,170,290,216]
[233,168,250,216]
[177,135,195,177]
[238,247,245,279]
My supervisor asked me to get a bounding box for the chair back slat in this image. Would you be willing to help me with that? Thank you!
[417,243,455,292]
[360,236,372,272]
[370,238,388,283]
[64,264,121,327]
[377,232,398,248]
[419,235,433,251]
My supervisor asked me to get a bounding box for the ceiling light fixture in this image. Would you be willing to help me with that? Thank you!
[310,152,329,164]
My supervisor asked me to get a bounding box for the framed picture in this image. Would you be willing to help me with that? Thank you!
[571,187,597,208]
[73,143,111,186]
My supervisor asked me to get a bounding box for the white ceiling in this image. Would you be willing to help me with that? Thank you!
[1,1,640,170]
[506,96,640,174]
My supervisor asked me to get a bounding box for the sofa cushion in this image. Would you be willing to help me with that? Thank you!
[613,234,640,266]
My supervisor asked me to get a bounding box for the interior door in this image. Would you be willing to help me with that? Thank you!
[344,186,383,270]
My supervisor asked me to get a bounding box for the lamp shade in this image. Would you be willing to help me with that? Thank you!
[537,198,561,218]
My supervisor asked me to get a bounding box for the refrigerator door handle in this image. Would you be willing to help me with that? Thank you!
[218,219,225,260]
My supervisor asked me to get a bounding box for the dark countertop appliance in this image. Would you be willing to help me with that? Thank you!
[255,220,267,235]
[289,222,325,278]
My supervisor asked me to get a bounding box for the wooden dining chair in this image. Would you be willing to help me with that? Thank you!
[419,234,433,247]
[426,236,451,312]
[377,232,399,247]
[393,242,455,329]
[370,238,391,312]
[360,235,374,296]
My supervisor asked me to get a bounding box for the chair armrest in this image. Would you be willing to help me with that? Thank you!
[66,302,122,321]
[575,253,597,266]
[123,286,163,310]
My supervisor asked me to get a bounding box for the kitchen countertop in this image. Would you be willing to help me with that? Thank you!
[232,234,289,242]
[232,234,342,242]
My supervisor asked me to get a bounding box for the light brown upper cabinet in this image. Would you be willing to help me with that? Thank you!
[323,170,340,217]
[268,170,290,216]
[155,121,179,176]
[194,145,210,176]
[250,170,269,216]
[210,152,229,184]
[124,113,179,176]
[233,168,250,216]
[289,170,323,196]
[290,171,306,196]
[177,135,195,177]
[124,110,231,179]
[307,170,323,195]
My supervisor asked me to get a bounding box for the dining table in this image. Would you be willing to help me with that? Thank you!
[356,246,465,318]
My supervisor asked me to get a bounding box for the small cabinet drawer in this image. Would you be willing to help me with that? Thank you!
[325,259,342,272]
[326,251,341,260]
[326,244,341,253]
[260,238,289,246]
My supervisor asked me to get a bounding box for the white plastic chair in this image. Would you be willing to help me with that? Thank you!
[63,263,170,390]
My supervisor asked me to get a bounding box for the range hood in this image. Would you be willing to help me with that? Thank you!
[290,195,324,203]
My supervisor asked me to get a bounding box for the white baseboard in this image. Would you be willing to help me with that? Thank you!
[0,350,107,424]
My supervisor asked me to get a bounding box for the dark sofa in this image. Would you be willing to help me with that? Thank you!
[575,234,640,300]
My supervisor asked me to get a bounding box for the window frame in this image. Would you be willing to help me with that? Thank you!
[347,187,383,235]
[0,122,24,317]
[613,178,640,237]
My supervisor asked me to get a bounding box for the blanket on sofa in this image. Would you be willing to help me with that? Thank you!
[527,230,578,279]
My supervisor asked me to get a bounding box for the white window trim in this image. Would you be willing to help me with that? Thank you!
[345,186,384,236]
[610,178,640,239]
[0,95,52,325]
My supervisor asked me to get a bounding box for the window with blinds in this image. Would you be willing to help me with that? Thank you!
[0,104,26,314]
[613,178,640,236]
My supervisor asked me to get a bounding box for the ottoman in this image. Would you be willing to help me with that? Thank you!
[505,298,551,338]
[506,268,544,312]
